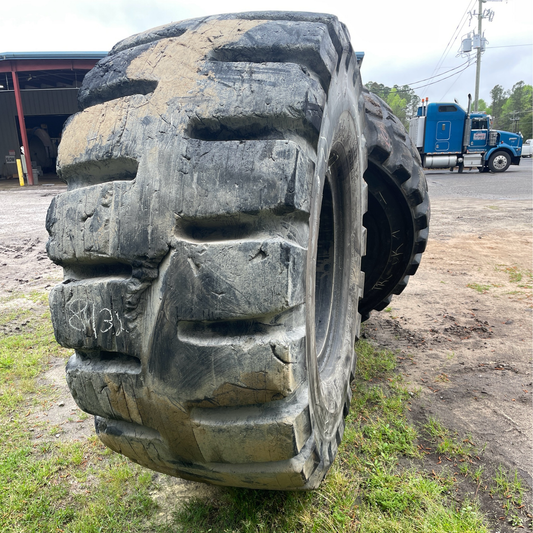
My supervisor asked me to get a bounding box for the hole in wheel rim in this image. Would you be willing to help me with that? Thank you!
[315,175,335,358]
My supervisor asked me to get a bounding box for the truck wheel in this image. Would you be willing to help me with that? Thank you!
[488,151,511,172]
[359,89,430,318]
[46,12,367,490]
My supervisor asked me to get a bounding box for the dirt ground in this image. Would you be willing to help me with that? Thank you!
[365,197,532,482]
[1,176,531,528]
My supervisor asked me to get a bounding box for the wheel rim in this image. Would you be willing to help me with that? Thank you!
[493,155,508,170]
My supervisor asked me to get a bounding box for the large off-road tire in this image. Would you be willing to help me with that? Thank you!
[359,89,430,319]
[46,12,367,490]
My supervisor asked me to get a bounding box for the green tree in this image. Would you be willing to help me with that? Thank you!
[386,89,408,125]
[496,82,532,136]
[366,81,390,100]
[394,84,421,119]
[518,85,532,139]
[489,84,508,129]
[365,82,421,128]
[477,99,488,112]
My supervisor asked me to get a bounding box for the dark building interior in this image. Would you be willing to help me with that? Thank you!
[0,52,106,184]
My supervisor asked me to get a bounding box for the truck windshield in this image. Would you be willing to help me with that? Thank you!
[472,119,488,129]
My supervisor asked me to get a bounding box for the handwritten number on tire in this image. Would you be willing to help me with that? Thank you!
[67,299,124,337]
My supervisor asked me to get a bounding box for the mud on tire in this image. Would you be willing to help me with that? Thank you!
[46,12,367,490]
[359,89,430,319]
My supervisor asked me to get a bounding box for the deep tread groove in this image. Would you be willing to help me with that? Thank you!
[188,121,287,143]
[75,349,141,369]
[78,42,159,109]
[59,157,139,190]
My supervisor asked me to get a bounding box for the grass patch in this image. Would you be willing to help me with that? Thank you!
[466,283,491,293]
[492,465,527,513]
[1,427,156,532]
[0,314,70,415]
[421,417,532,529]
[495,264,533,289]
[423,417,476,458]
[496,264,532,284]
[353,339,396,380]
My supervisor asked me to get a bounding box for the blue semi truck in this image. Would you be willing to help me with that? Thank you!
[409,96,523,173]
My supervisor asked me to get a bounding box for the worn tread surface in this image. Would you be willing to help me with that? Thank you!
[47,12,367,490]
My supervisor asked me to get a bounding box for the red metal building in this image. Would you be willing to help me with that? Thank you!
[0,52,106,184]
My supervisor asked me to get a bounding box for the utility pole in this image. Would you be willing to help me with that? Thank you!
[468,0,500,112]
[474,0,483,112]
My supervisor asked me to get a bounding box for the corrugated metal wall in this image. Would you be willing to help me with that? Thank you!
[0,88,78,178]
[0,91,19,177]
[21,88,78,115]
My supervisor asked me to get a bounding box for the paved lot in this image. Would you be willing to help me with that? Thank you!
[426,157,532,200]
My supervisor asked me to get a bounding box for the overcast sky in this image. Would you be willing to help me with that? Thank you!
[1,0,531,107]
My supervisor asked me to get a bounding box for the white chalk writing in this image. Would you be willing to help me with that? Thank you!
[67,299,125,337]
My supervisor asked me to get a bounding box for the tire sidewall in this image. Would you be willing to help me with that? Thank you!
[306,57,366,461]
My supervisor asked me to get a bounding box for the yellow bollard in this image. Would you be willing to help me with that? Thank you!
[16,159,25,187]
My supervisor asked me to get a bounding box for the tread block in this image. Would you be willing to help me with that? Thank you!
[176,322,306,406]
[66,352,142,423]
[190,396,311,463]
[177,434,320,489]
[79,42,159,109]
[109,11,348,56]
[49,278,140,356]
[57,96,149,175]
[364,124,392,163]
[95,417,180,476]
[391,164,411,184]
[58,157,139,190]
[210,21,338,90]
[392,276,409,295]
[189,62,325,143]
[414,213,429,231]
[374,296,392,312]
[171,239,306,321]
[179,140,313,217]
[46,179,172,266]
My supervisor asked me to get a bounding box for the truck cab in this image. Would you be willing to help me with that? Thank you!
[409,99,523,172]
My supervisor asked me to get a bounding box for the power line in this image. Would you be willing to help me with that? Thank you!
[440,61,472,100]
[404,59,472,87]
[367,59,474,98]
[421,0,477,94]
[485,44,533,49]
[366,58,477,101]
[411,60,475,91]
